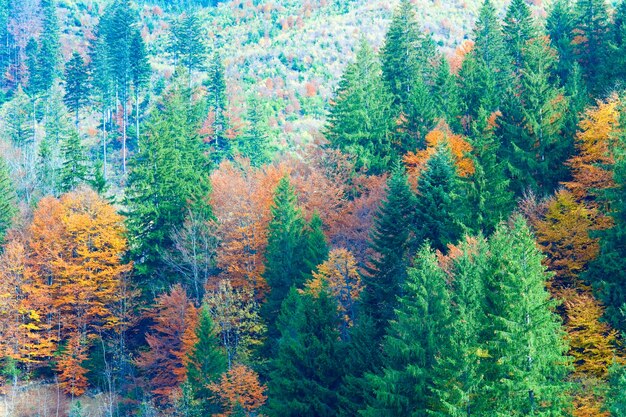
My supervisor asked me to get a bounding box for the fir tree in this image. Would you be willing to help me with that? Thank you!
[608,363,626,415]
[414,143,466,252]
[502,0,536,73]
[324,40,395,173]
[362,245,453,417]
[301,211,329,280]
[63,52,90,129]
[574,0,611,92]
[59,130,88,193]
[360,168,415,341]
[268,286,343,417]
[610,0,626,87]
[235,95,272,167]
[168,12,207,79]
[432,57,462,131]
[206,52,230,164]
[187,306,227,416]
[261,177,307,345]
[0,156,17,245]
[4,86,34,147]
[546,0,576,84]
[482,217,570,415]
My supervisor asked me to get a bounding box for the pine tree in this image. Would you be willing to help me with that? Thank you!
[360,168,415,341]
[168,12,207,79]
[63,52,90,129]
[0,156,16,245]
[301,211,329,280]
[59,130,88,193]
[465,108,514,234]
[235,95,272,167]
[502,0,536,74]
[546,0,576,84]
[574,0,611,92]
[268,286,343,417]
[125,76,211,291]
[187,305,227,416]
[481,217,570,415]
[414,143,466,252]
[324,40,395,173]
[261,177,307,339]
[206,52,230,164]
[362,245,453,417]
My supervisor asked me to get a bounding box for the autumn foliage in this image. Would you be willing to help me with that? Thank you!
[210,364,267,417]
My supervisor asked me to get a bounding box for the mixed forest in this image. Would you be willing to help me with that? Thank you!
[2,0,626,415]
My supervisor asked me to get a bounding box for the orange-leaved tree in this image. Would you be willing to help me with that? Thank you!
[209,364,266,417]
[136,284,198,404]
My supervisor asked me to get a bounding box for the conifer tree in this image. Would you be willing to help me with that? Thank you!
[432,57,461,131]
[187,305,227,416]
[481,217,570,415]
[547,0,576,83]
[235,95,272,167]
[168,12,207,79]
[261,177,307,345]
[206,52,230,164]
[4,86,34,147]
[324,40,395,173]
[360,168,415,341]
[414,143,466,252]
[502,0,536,73]
[608,363,626,415]
[268,286,343,417]
[610,0,626,87]
[301,211,329,280]
[362,245,453,417]
[37,0,60,94]
[574,0,611,92]
[465,108,514,234]
[63,52,90,129]
[125,76,211,290]
[59,130,88,193]
[0,156,16,245]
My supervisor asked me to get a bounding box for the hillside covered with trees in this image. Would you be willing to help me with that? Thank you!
[2,0,626,416]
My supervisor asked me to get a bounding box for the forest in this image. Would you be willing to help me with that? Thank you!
[1,0,626,415]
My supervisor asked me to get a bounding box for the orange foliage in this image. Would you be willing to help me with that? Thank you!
[449,39,474,74]
[403,121,474,186]
[137,284,199,403]
[56,335,89,397]
[564,95,621,202]
[210,364,266,417]
[307,248,363,331]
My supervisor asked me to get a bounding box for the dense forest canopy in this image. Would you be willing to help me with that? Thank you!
[1,0,626,416]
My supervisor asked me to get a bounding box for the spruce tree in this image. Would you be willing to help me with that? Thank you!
[63,52,90,129]
[400,78,438,151]
[235,95,272,167]
[362,245,453,417]
[414,143,466,252]
[0,156,17,245]
[187,306,227,416]
[59,130,88,193]
[608,363,626,415]
[261,177,307,346]
[168,12,207,79]
[206,52,230,164]
[37,0,61,94]
[125,76,211,291]
[324,40,395,173]
[502,0,536,73]
[610,0,626,87]
[301,211,329,280]
[546,0,576,84]
[268,286,343,417]
[574,0,611,92]
[432,57,462,131]
[481,217,570,415]
[360,168,415,341]
[465,108,514,234]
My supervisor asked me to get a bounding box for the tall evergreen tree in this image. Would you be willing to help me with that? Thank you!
[37,0,60,94]
[235,95,272,167]
[301,211,329,280]
[324,40,395,173]
[187,305,227,416]
[481,217,570,415]
[360,168,415,341]
[125,76,211,291]
[59,130,88,193]
[546,0,576,84]
[502,0,536,73]
[168,12,207,79]
[574,0,611,92]
[63,52,90,129]
[261,177,307,345]
[5,86,34,147]
[610,0,626,87]
[414,143,466,252]
[206,52,230,164]
[362,245,453,417]
[268,286,343,417]
[432,57,462,131]
[0,156,17,245]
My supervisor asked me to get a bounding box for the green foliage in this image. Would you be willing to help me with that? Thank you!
[361,168,415,341]
[168,12,207,77]
[0,156,17,244]
[235,94,273,167]
[187,306,227,415]
[362,245,453,417]
[206,52,231,164]
[547,0,576,84]
[124,76,211,291]
[574,0,611,92]
[301,211,329,280]
[325,40,395,173]
[59,130,88,193]
[414,144,466,252]
[502,0,536,72]
[607,362,626,415]
[63,52,90,128]
[268,286,343,417]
